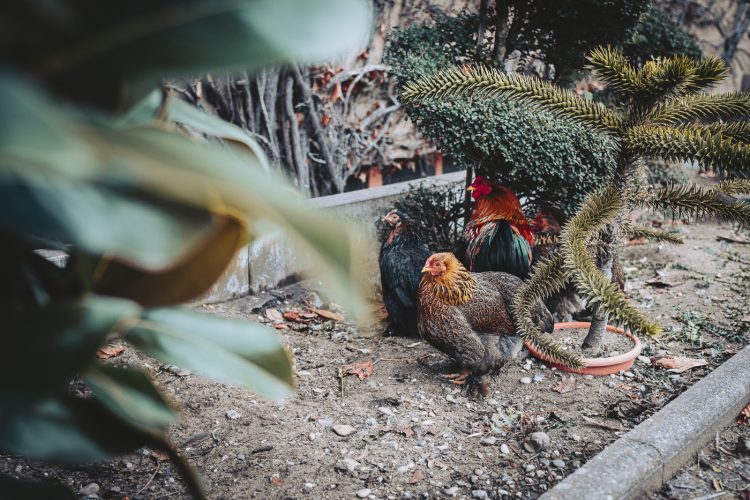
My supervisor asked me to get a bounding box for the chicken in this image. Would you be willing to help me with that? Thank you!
[463,177,533,279]
[531,209,625,321]
[379,209,431,336]
[418,252,553,396]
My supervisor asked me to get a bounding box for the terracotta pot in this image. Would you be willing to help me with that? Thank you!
[525,321,642,376]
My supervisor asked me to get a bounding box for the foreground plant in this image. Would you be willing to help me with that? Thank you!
[0,1,370,498]
[402,47,750,367]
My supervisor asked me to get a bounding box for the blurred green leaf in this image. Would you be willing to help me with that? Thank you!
[143,308,294,387]
[117,90,271,174]
[93,216,246,306]
[85,365,177,433]
[0,475,75,500]
[0,296,139,397]
[2,0,371,108]
[0,396,159,464]
[126,310,294,401]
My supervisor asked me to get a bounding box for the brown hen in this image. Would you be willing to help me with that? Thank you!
[417,252,553,396]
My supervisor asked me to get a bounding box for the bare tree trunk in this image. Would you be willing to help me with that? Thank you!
[722,0,750,63]
[476,0,489,57]
[492,1,511,62]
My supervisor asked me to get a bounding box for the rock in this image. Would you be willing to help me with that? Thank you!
[523,432,550,452]
[444,486,459,497]
[623,371,635,378]
[226,409,241,420]
[481,437,497,446]
[474,468,484,476]
[540,458,550,466]
[303,483,315,492]
[357,488,372,498]
[525,464,536,472]
[500,444,510,454]
[472,490,489,499]
[520,377,532,385]
[237,453,246,461]
[335,458,360,472]
[378,406,395,416]
[637,355,651,364]
[79,483,100,497]
[364,417,378,427]
[583,374,594,380]
[552,459,566,468]
[332,424,357,437]
[497,489,510,496]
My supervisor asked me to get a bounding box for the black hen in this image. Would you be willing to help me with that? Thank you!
[379,210,431,336]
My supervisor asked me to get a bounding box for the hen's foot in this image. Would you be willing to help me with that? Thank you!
[466,374,490,398]
[440,369,471,385]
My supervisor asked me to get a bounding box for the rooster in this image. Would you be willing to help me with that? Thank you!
[463,176,533,279]
[379,210,431,336]
[418,252,553,396]
[531,209,625,321]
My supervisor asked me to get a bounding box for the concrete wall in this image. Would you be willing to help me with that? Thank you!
[197,171,466,304]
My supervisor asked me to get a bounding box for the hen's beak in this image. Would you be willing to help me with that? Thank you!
[466,185,476,192]
[421,266,430,273]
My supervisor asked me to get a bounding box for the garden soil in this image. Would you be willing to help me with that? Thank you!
[2,218,749,499]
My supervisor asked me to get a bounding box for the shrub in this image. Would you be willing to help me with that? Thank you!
[623,4,703,66]
[387,14,617,218]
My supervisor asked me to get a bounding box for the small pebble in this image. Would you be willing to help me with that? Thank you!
[237,453,246,461]
[357,488,372,498]
[525,464,536,472]
[364,417,378,427]
[303,483,315,492]
[335,458,360,472]
[540,458,550,466]
[332,424,357,437]
[472,490,488,499]
[623,371,635,378]
[523,432,550,452]
[79,483,99,497]
[500,444,510,454]
[481,437,497,446]
[444,486,459,497]
[226,409,241,420]
[637,355,651,364]
[520,377,532,385]
[552,459,566,468]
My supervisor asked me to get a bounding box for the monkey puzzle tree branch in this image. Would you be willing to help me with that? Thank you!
[622,223,685,244]
[696,122,750,145]
[512,254,584,370]
[717,178,750,196]
[561,187,661,337]
[647,92,750,126]
[401,65,623,132]
[634,184,750,225]
[623,125,750,175]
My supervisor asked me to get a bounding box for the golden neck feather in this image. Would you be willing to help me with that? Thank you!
[421,267,477,306]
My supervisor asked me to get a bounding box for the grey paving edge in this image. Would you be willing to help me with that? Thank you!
[541,345,750,500]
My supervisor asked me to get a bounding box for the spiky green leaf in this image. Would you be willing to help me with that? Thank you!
[561,188,661,337]
[634,184,750,224]
[647,92,750,126]
[512,254,584,370]
[623,224,684,244]
[717,178,750,196]
[623,125,750,175]
[401,65,623,132]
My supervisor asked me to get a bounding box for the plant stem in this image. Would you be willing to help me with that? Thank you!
[463,166,474,226]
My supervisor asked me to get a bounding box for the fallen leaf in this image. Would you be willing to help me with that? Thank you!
[713,478,724,491]
[738,403,750,425]
[408,468,424,484]
[645,277,684,288]
[395,425,415,438]
[310,307,344,322]
[273,323,290,330]
[627,237,648,246]
[340,360,374,380]
[265,308,283,322]
[654,356,708,373]
[96,345,125,359]
[283,310,306,322]
[552,375,577,394]
[150,450,170,462]
[270,476,284,487]
[717,233,750,244]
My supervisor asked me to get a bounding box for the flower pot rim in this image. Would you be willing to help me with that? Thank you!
[525,321,642,376]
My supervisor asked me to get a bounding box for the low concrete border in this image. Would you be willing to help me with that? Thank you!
[541,345,750,500]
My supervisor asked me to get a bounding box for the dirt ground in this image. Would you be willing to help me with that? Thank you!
[2,216,750,499]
